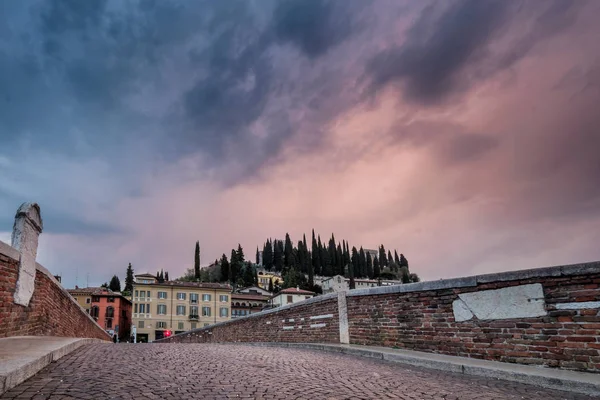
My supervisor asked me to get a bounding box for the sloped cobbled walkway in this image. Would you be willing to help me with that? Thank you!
[1,343,596,400]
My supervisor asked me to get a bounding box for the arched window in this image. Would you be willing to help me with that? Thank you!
[106,306,114,318]
[90,306,99,319]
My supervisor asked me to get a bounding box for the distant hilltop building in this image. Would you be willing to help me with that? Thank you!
[321,275,402,293]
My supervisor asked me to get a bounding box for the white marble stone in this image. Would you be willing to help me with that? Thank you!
[555,301,600,310]
[337,291,349,344]
[452,283,546,322]
[11,203,43,307]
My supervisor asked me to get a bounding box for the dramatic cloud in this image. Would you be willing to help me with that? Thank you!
[1,0,599,288]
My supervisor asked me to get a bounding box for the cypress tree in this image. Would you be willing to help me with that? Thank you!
[311,230,319,277]
[321,243,331,276]
[273,240,283,272]
[394,250,400,265]
[336,243,343,276]
[109,275,121,292]
[159,269,164,283]
[124,263,134,294]
[284,233,294,269]
[328,235,337,275]
[264,240,274,271]
[343,241,351,268]
[359,247,367,278]
[316,235,323,276]
[388,250,394,268]
[220,254,229,282]
[165,271,169,281]
[268,277,274,292]
[243,263,255,287]
[373,255,380,278]
[230,249,238,284]
[237,244,245,264]
[400,253,409,269]
[348,252,356,290]
[366,252,373,278]
[194,241,201,279]
[256,247,260,265]
[351,247,359,278]
[379,245,387,268]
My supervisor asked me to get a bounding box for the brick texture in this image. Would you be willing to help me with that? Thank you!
[347,274,600,372]
[0,251,110,341]
[161,298,340,344]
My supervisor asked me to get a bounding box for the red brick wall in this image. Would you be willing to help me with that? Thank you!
[347,269,600,372]
[160,296,340,344]
[0,247,110,341]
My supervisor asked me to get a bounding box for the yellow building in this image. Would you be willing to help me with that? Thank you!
[132,277,232,342]
[256,272,283,291]
[67,287,95,314]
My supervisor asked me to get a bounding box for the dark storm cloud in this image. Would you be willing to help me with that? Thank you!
[365,0,581,105]
[271,0,358,58]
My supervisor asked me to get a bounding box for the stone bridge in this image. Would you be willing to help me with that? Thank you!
[1,204,599,399]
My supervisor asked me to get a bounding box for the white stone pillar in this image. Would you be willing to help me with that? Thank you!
[11,202,43,306]
[338,291,349,344]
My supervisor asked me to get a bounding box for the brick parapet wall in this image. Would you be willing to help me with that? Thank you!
[159,295,340,344]
[158,261,599,373]
[347,262,600,372]
[0,241,110,340]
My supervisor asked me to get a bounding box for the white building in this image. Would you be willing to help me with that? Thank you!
[270,287,315,307]
[321,275,402,293]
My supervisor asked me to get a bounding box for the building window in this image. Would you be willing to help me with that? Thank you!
[176,305,186,315]
[202,294,211,302]
[337,277,342,283]
[106,319,112,329]
[202,306,211,317]
[90,306,99,319]
[191,323,197,329]
[305,296,311,300]
[178,322,184,330]
[219,307,228,317]
[139,304,146,314]
[108,297,115,303]
[157,321,167,329]
[157,304,167,315]
[138,321,144,328]
[106,307,114,318]
[287,295,293,304]
[190,293,198,304]
[158,291,167,299]
[146,291,150,298]
[219,295,228,302]
[135,290,139,297]
[139,291,145,299]
[134,304,138,313]
[86,298,91,304]
[177,292,186,301]
[190,306,198,317]
[92,296,100,302]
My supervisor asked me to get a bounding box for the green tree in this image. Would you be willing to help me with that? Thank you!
[164,271,169,281]
[220,254,229,282]
[366,252,373,278]
[109,275,121,292]
[101,282,109,289]
[316,235,323,276]
[351,246,359,278]
[284,233,294,269]
[359,247,367,277]
[230,249,238,284]
[268,277,274,292]
[194,241,200,279]
[373,255,380,278]
[311,230,319,278]
[124,263,134,294]
[263,239,274,271]
[256,247,260,265]
[273,240,283,272]
[159,269,164,283]
[400,253,409,269]
[379,245,387,268]
[336,243,343,276]
[242,263,255,287]
[394,250,400,265]
[236,244,245,264]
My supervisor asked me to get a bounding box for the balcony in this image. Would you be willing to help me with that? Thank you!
[188,314,199,321]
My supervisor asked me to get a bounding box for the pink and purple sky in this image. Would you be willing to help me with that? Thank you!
[1,0,599,288]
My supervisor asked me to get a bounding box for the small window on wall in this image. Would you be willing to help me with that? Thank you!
[219,307,228,317]
[287,295,293,304]
[138,321,144,328]
[202,306,211,317]
[158,291,167,299]
[191,323,197,329]
[202,294,211,302]
[157,321,167,328]
[86,298,91,304]
[177,292,186,301]
[219,295,228,302]
[178,322,184,330]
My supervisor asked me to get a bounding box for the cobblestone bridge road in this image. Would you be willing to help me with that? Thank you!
[2,344,596,400]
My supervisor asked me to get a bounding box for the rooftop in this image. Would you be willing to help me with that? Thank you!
[134,280,231,290]
[277,287,315,296]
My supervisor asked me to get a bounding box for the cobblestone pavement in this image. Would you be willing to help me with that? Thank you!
[2,343,597,400]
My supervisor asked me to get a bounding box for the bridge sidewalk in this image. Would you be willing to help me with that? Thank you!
[0,336,103,395]
[245,342,600,397]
